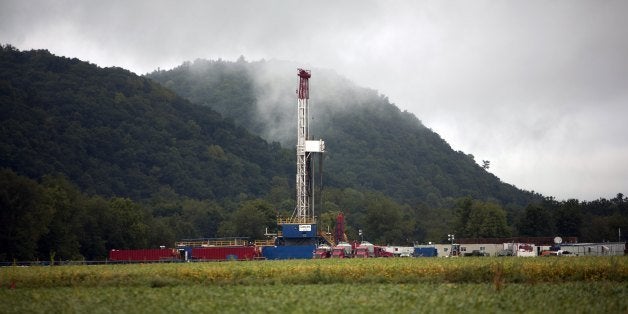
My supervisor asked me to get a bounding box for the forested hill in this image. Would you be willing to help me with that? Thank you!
[0,46,292,201]
[147,59,540,207]
[1,47,623,261]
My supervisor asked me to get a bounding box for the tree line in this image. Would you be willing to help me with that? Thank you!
[1,168,625,262]
[0,168,277,261]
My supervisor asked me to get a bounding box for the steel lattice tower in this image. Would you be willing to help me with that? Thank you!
[294,69,324,223]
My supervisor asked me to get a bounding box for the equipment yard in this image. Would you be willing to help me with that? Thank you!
[2,257,626,313]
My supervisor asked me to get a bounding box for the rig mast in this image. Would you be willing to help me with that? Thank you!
[294,68,325,224]
[263,68,333,256]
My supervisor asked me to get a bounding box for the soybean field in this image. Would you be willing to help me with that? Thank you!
[1,257,627,313]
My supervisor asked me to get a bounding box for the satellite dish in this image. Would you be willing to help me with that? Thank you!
[554,236,563,244]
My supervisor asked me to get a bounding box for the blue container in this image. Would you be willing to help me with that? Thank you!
[281,224,317,238]
[262,245,316,260]
[413,247,437,257]
[178,247,194,261]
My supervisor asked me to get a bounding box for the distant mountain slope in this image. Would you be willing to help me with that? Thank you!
[0,46,292,200]
[148,59,539,207]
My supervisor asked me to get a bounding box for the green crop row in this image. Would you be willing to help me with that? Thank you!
[1,256,626,289]
[1,282,627,313]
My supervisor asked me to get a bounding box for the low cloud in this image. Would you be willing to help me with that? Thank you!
[2,0,626,200]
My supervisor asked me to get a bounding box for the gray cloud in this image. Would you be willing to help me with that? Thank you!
[2,0,627,200]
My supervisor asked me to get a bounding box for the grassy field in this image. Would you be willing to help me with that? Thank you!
[1,257,627,313]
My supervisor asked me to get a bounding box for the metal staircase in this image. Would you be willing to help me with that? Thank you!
[319,231,336,246]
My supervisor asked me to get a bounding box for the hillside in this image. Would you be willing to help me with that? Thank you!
[0,47,622,261]
[0,46,535,257]
[147,59,540,207]
[0,46,292,201]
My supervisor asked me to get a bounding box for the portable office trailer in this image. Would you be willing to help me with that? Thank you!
[560,242,625,256]
[457,243,502,256]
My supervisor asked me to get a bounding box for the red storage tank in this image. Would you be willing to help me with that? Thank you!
[192,246,257,261]
[109,249,179,262]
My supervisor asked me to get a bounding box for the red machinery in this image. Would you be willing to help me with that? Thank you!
[192,246,258,261]
[314,245,332,258]
[109,248,179,262]
[354,242,393,258]
[331,242,353,258]
[334,212,347,244]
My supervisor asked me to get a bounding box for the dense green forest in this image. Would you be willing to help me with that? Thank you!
[1,46,626,261]
[0,46,292,201]
[2,168,625,261]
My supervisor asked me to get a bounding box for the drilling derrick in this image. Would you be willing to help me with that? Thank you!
[262,69,328,259]
[295,69,310,223]
[295,69,325,224]
[294,68,324,224]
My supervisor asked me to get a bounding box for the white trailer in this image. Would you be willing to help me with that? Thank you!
[385,246,414,257]
[504,243,537,257]
[560,242,626,256]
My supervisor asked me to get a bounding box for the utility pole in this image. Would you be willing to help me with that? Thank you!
[448,234,455,257]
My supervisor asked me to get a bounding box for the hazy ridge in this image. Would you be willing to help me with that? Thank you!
[147,58,539,207]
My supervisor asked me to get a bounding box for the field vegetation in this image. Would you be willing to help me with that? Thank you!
[1,257,626,313]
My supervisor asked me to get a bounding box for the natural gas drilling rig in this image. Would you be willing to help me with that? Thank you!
[261,69,333,259]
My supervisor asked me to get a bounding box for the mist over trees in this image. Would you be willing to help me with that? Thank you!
[147,58,540,208]
[0,46,626,261]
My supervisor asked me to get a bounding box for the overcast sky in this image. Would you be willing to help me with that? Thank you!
[2,0,627,201]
